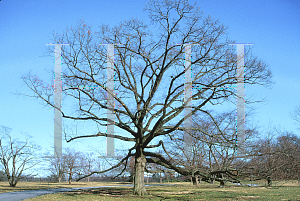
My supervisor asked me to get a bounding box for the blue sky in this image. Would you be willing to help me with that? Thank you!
[1,0,300,174]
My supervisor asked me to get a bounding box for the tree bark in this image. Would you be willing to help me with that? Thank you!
[147,173,149,183]
[210,177,215,184]
[218,174,225,187]
[192,176,199,185]
[58,171,63,183]
[133,155,147,196]
[267,176,272,186]
[7,174,18,187]
[68,172,72,184]
[160,172,162,183]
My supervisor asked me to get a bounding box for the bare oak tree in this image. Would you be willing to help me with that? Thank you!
[0,126,40,187]
[23,0,271,195]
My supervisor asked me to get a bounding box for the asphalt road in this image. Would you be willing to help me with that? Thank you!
[0,184,175,201]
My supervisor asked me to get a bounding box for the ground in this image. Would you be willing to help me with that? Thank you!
[0,180,299,200]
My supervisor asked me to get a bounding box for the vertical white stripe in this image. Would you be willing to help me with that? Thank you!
[47,43,68,158]
[230,43,252,157]
[184,44,193,159]
[107,44,115,157]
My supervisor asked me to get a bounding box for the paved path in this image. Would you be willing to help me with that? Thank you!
[0,184,175,201]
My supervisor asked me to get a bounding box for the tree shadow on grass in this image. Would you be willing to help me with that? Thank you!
[61,185,208,200]
[63,187,132,197]
[62,187,172,200]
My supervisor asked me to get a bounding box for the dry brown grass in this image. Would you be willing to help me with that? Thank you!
[0,181,134,193]
[26,181,300,201]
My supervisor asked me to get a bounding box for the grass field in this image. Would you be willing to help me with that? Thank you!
[0,181,299,200]
[0,181,133,193]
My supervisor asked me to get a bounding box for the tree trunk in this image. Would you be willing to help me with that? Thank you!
[9,179,18,187]
[147,173,149,183]
[192,176,199,185]
[210,176,215,184]
[8,174,17,187]
[160,172,162,183]
[68,173,72,184]
[58,172,64,183]
[10,183,16,187]
[267,176,271,186]
[9,179,17,187]
[218,174,225,187]
[133,155,147,196]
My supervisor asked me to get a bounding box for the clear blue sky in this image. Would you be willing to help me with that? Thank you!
[1,0,300,173]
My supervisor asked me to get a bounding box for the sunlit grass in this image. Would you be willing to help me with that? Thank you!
[0,181,134,193]
[23,181,300,201]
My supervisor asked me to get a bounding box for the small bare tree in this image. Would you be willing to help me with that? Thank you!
[76,152,95,182]
[243,131,300,186]
[45,148,86,184]
[63,148,83,184]
[44,151,66,183]
[0,126,40,187]
[291,105,300,129]
[275,133,300,185]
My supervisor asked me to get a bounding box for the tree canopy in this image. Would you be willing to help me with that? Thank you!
[23,0,272,195]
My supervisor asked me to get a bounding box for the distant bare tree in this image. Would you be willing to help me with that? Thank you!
[76,152,95,182]
[235,135,277,186]
[275,132,300,185]
[63,148,83,184]
[44,151,66,183]
[126,157,135,182]
[291,105,300,129]
[160,110,258,186]
[0,126,40,187]
[45,148,86,184]
[234,129,300,187]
